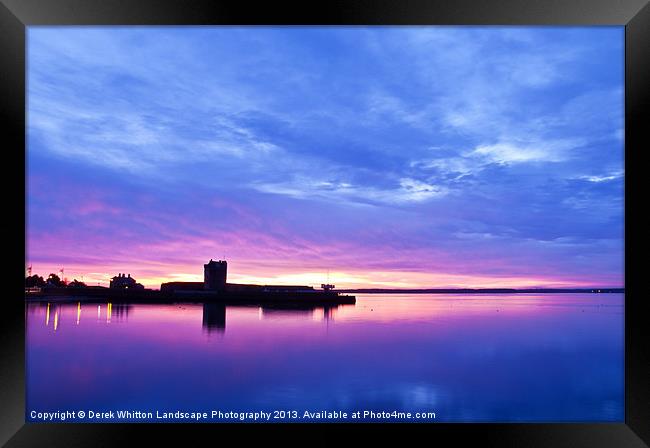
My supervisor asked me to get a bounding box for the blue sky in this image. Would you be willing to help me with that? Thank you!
[26,26,624,288]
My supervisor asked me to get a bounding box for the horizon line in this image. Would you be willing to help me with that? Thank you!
[24,265,623,291]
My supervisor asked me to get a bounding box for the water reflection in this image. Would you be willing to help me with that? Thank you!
[25,294,624,422]
[33,300,345,337]
[202,303,226,333]
[37,302,133,330]
[112,303,131,321]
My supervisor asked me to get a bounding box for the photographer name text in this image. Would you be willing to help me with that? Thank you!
[29,409,437,422]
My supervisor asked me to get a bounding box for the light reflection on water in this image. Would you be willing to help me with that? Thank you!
[26,294,624,422]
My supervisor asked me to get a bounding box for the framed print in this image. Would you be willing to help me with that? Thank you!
[1,0,648,446]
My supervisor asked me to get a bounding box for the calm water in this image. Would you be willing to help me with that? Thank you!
[26,294,624,422]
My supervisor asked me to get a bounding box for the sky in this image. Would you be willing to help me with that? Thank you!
[26,26,624,289]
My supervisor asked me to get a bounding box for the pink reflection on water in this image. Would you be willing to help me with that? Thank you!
[25,294,624,421]
[27,294,623,349]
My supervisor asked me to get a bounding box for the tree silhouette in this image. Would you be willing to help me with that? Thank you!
[46,273,64,287]
[25,275,45,287]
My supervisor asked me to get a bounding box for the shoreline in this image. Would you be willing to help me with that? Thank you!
[24,286,356,306]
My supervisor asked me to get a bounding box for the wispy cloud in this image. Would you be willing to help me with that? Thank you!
[472,138,586,165]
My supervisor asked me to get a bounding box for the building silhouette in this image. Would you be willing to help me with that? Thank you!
[204,259,227,291]
[160,259,314,294]
[110,273,144,290]
[160,281,204,292]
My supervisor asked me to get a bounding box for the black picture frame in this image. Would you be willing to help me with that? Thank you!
[2,0,648,446]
